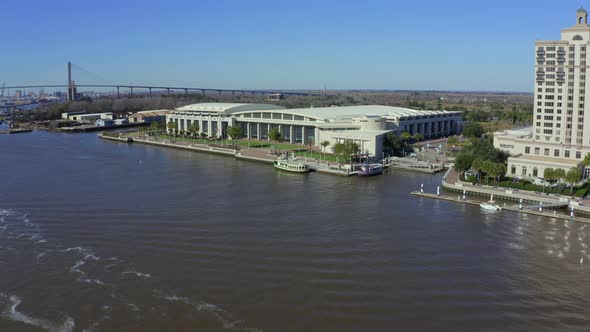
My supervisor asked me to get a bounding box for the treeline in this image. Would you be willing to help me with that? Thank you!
[462,103,533,126]
[19,93,371,122]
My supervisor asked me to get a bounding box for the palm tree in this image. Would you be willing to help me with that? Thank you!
[471,158,484,182]
[167,121,177,139]
[189,122,200,141]
[150,121,159,136]
[332,143,345,163]
[268,127,283,154]
[565,168,581,194]
[400,132,412,142]
[320,141,330,160]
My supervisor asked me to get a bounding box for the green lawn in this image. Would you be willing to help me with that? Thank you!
[235,140,304,150]
[294,151,342,162]
[465,175,590,198]
[156,134,235,145]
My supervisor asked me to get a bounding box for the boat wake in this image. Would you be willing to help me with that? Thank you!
[0,294,75,332]
[154,290,263,332]
[0,208,262,331]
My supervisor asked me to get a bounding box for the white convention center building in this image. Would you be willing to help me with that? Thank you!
[166,103,462,158]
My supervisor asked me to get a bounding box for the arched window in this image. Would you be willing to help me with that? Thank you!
[574,35,584,41]
[580,17,584,24]
[533,167,538,177]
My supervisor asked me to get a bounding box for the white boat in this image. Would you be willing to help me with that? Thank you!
[273,159,310,173]
[480,202,502,211]
[480,194,502,211]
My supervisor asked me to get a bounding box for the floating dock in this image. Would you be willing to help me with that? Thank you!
[411,191,590,224]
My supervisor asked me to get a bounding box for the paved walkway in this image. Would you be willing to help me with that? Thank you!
[444,167,590,208]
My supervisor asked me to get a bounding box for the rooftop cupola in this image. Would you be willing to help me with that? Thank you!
[577,7,588,25]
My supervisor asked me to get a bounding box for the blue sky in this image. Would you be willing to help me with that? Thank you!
[0,0,587,92]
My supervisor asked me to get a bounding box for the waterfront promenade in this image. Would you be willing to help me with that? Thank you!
[99,132,357,176]
[436,167,590,216]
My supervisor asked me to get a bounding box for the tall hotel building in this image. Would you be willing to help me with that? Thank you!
[495,8,590,178]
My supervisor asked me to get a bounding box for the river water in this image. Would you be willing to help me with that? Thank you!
[1,131,590,331]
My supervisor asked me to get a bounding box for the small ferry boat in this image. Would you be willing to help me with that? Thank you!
[357,163,383,176]
[273,159,310,173]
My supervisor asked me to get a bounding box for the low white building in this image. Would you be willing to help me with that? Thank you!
[494,127,587,178]
[63,112,114,122]
[167,103,462,158]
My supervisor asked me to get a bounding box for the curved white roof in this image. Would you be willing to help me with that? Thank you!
[234,105,460,122]
[175,103,283,113]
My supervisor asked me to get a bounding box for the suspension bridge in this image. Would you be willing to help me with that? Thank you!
[0,62,318,100]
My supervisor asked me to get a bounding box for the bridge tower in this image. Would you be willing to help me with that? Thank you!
[67,61,77,101]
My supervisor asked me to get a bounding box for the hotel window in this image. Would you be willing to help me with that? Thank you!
[533,168,538,177]
[535,147,540,155]
[252,113,261,118]
[544,148,550,156]
[272,113,281,119]
[522,167,527,176]
[525,147,531,154]
[283,114,293,120]
[554,149,560,157]
[577,151,582,159]
[262,113,271,119]
[511,165,516,175]
[294,115,304,121]
[565,150,570,158]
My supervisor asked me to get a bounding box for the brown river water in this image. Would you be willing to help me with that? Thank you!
[1,130,590,331]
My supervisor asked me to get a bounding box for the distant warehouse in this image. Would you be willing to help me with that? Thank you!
[128,110,171,123]
[166,103,462,157]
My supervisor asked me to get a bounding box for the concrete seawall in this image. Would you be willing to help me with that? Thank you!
[411,191,590,223]
[99,134,354,176]
[436,167,590,216]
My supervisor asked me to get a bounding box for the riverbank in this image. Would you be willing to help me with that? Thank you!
[411,191,590,224]
[0,128,32,134]
[427,166,590,218]
[98,133,358,176]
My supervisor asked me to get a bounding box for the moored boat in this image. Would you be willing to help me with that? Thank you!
[357,163,383,176]
[480,194,502,211]
[479,203,502,211]
[273,159,310,173]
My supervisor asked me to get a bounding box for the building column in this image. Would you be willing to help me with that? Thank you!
[290,125,294,143]
[208,120,212,137]
[218,119,222,138]
[257,123,261,140]
[246,122,251,138]
[301,126,306,144]
[267,124,271,140]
